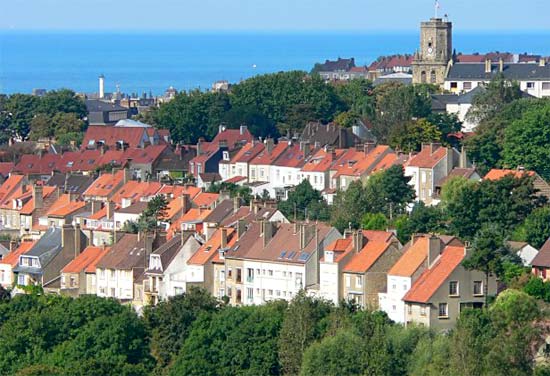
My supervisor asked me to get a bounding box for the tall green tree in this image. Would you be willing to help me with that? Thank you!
[278,291,333,376]
[37,89,87,119]
[389,118,442,152]
[513,206,550,249]
[278,180,330,222]
[503,101,550,179]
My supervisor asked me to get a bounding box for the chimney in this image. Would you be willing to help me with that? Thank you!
[106,201,115,219]
[459,145,468,168]
[123,168,132,184]
[9,240,17,252]
[74,223,82,257]
[484,59,491,74]
[91,200,101,214]
[181,193,191,215]
[266,138,274,154]
[197,139,203,156]
[237,219,246,240]
[540,58,546,67]
[233,196,241,213]
[61,224,74,249]
[427,234,442,268]
[364,141,376,155]
[240,125,247,135]
[219,125,224,134]
[33,184,43,209]
[220,227,228,249]
[300,141,311,158]
[353,229,364,253]
[338,127,346,148]
[499,58,504,73]
[261,220,274,248]
[99,74,105,99]
[299,223,316,250]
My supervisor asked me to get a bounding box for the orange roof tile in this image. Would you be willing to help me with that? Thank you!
[343,232,394,273]
[83,170,125,198]
[302,148,346,173]
[0,241,36,267]
[193,192,219,208]
[20,186,58,215]
[165,197,184,220]
[402,246,465,303]
[407,146,448,169]
[47,194,87,218]
[0,175,24,203]
[388,236,429,277]
[62,246,110,274]
[88,207,107,220]
[250,141,289,166]
[230,141,265,163]
[188,228,235,265]
[484,168,535,181]
[167,208,212,238]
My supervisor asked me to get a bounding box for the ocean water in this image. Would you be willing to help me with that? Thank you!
[1,31,550,95]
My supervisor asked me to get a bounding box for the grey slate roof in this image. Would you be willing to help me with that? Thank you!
[203,199,234,224]
[46,173,95,195]
[431,94,459,111]
[85,99,128,113]
[447,63,550,81]
[13,227,62,273]
[146,233,190,274]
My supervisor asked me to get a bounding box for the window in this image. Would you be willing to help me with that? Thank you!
[526,82,535,89]
[543,82,550,90]
[283,271,287,277]
[268,289,273,296]
[223,151,229,160]
[420,306,426,316]
[268,270,273,276]
[227,268,232,279]
[0,270,4,282]
[356,276,363,288]
[421,171,427,183]
[473,281,483,296]
[174,287,184,295]
[407,304,412,314]
[99,269,105,279]
[276,290,281,297]
[110,270,115,280]
[227,287,232,297]
[247,287,254,300]
[450,82,458,89]
[392,284,396,291]
[219,270,225,282]
[392,305,396,312]
[219,288,225,298]
[430,70,436,84]
[449,281,459,296]
[438,303,448,318]
[463,81,472,90]
[345,275,351,288]
[236,268,242,283]
[403,284,407,291]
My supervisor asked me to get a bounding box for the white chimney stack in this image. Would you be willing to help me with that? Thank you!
[99,74,105,99]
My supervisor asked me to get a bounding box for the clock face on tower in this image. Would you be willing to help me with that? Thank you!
[427,47,433,55]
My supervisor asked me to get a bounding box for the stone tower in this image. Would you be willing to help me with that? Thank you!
[412,18,452,85]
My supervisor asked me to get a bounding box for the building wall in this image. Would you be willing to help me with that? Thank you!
[86,273,98,294]
[0,264,14,287]
[96,267,135,300]
[406,264,497,330]
[160,236,201,299]
[224,258,245,305]
[379,275,412,323]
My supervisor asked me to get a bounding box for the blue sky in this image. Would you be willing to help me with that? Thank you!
[2,0,550,31]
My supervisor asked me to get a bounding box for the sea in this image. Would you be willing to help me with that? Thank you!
[1,31,550,95]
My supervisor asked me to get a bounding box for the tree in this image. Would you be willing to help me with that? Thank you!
[334,110,360,128]
[137,195,169,235]
[143,287,219,368]
[221,104,279,139]
[278,180,330,222]
[331,180,370,232]
[278,291,333,375]
[37,89,87,119]
[367,165,416,219]
[4,94,40,140]
[503,102,550,179]
[513,206,550,249]
[208,181,253,204]
[389,118,443,152]
[29,113,54,140]
[361,212,388,231]
[334,78,375,119]
[169,303,286,376]
[426,112,462,146]
[466,75,523,124]
[440,176,476,209]
[463,225,513,305]
[394,202,445,244]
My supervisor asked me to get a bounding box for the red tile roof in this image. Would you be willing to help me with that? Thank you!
[62,246,110,274]
[402,246,465,303]
[0,162,14,176]
[225,176,247,184]
[332,146,391,178]
[0,241,36,267]
[110,181,162,205]
[193,192,219,208]
[188,228,236,265]
[250,141,289,166]
[83,170,125,198]
[484,168,535,181]
[273,143,310,168]
[407,146,448,169]
[20,186,58,215]
[0,175,24,203]
[211,128,253,150]
[81,125,147,150]
[302,148,346,173]
[47,194,87,218]
[343,231,394,273]
[388,236,429,277]
[230,142,264,163]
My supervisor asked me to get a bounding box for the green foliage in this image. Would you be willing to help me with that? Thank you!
[333,78,375,119]
[331,166,415,232]
[208,181,253,204]
[503,101,550,179]
[333,110,360,128]
[143,287,220,368]
[439,175,476,209]
[361,212,388,231]
[278,180,330,222]
[136,194,169,234]
[513,206,550,249]
[389,118,443,152]
[446,175,542,240]
[169,302,286,376]
[394,202,445,244]
[278,291,333,375]
[221,104,280,139]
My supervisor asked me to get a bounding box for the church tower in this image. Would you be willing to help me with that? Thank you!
[412,17,452,85]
